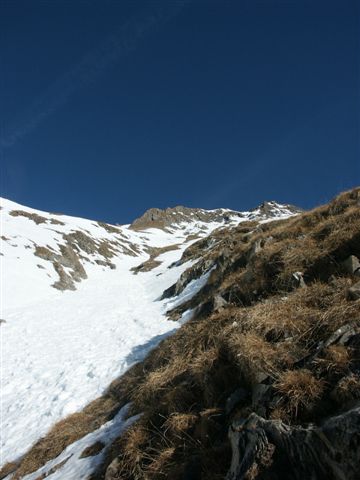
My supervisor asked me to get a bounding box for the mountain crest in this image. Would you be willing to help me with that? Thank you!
[129,201,301,231]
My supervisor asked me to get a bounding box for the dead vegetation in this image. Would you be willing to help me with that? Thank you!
[4,187,360,480]
[9,210,48,224]
[32,230,134,290]
[131,244,180,274]
[7,395,121,480]
[9,210,65,226]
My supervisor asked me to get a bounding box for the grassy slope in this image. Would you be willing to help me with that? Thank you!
[3,188,360,480]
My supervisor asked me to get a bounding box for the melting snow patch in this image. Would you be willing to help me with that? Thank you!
[14,405,140,480]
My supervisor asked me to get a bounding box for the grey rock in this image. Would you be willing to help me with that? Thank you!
[213,294,228,311]
[247,239,263,262]
[227,407,360,480]
[226,388,248,415]
[349,281,360,300]
[292,271,307,288]
[342,255,360,277]
[252,383,271,410]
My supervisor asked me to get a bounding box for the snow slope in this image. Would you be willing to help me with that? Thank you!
[0,197,298,477]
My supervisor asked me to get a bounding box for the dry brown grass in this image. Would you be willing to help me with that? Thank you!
[146,447,176,476]
[164,413,198,434]
[0,461,19,479]
[314,345,352,374]
[274,369,325,416]
[131,244,180,274]
[10,395,120,479]
[9,210,47,224]
[6,187,360,480]
[331,373,360,404]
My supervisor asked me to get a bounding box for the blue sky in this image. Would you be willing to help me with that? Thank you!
[1,0,359,224]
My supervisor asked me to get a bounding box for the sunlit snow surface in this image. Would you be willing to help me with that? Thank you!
[0,197,296,478]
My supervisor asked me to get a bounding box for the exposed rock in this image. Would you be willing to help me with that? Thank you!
[131,244,179,274]
[341,255,360,277]
[52,263,76,291]
[32,229,134,290]
[213,293,228,311]
[9,210,48,224]
[79,440,105,458]
[97,221,123,234]
[63,231,99,256]
[246,239,263,262]
[226,388,249,415]
[49,218,65,226]
[130,201,302,231]
[161,259,215,300]
[323,322,360,348]
[227,407,360,480]
[292,271,307,288]
[251,200,303,219]
[95,259,116,269]
[348,281,360,300]
[34,243,87,291]
[251,383,272,414]
[58,244,87,282]
[129,206,243,231]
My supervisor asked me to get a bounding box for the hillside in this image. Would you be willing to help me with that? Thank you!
[1,190,359,480]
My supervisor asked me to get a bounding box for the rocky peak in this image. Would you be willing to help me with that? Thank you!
[129,206,241,231]
[129,201,302,231]
[250,201,303,219]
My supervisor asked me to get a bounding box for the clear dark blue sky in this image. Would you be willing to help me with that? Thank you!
[1,0,359,224]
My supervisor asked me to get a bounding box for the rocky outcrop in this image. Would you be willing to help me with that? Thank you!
[9,209,65,226]
[129,202,301,231]
[129,206,243,231]
[35,243,87,291]
[342,255,360,277]
[249,201,303,219]
[131,244,180,274]
[227,407,360,480]
[33,231,127,291]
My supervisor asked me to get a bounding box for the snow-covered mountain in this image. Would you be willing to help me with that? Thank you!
[0,197,300,477]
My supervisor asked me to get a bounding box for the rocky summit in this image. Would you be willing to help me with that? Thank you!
[129,202,301,231]
[1,188,359,480]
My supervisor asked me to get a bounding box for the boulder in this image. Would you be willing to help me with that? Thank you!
[342,255,360,277]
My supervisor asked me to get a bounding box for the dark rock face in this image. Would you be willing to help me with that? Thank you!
[227,407,360,480]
